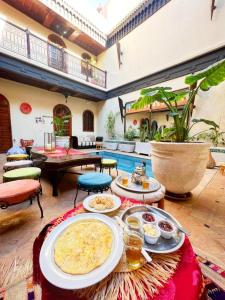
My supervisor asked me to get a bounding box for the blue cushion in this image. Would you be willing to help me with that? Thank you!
[7,146,26,155]
[78,172,112,189]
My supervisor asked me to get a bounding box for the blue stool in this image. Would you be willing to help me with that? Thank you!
[74,172,112,207]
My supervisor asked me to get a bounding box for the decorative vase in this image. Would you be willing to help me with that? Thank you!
[150,141,210,195]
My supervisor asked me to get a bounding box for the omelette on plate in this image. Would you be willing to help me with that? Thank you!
[54,219,113,275]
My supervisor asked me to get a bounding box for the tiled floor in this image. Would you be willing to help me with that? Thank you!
[0,153,224,275]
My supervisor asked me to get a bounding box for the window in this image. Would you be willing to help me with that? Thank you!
[83,110,94,132]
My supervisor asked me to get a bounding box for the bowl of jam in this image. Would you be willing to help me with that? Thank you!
[142,213,156,224]
[157,220,176,239]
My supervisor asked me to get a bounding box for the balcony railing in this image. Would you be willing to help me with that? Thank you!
[0,18,107,88]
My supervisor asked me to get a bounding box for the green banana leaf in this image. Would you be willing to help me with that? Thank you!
[185,60,225,91]
[192,118,219,128]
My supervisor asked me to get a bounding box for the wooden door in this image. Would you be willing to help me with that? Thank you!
[0,94,12,153]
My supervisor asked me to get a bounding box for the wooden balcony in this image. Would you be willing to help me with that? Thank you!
[0,18,107,89]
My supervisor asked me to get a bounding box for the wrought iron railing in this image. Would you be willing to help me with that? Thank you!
[0,18,107,88]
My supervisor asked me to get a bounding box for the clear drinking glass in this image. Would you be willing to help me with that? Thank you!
[123,222,144,269]
[121,175,129,187]
[142,177,150,190]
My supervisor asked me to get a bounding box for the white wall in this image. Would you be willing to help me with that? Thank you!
[98,0,225,89]
[97,76,225,138]
[0,78,98,146]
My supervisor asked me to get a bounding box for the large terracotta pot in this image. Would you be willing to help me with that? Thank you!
[150,141,210,194]
[55,136,70,148]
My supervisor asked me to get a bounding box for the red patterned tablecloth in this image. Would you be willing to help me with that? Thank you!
[34,147,85,158]
[33,198,203,300]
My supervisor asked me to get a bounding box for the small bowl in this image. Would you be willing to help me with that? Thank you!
[143,224,160,244]
[157,220,176,239]
[125,216,141,229]
[142,212,156,225]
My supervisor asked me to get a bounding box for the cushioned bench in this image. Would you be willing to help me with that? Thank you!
[74,172,112,207]
[0,179,43,218]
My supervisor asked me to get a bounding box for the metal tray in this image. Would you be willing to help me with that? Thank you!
[121,205,185,254]
[116,175,160,193]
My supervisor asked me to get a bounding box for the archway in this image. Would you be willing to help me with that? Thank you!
[53,104,72,136]
[0,94,12,152]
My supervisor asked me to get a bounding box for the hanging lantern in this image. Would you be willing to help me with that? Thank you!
[44,132,56,152]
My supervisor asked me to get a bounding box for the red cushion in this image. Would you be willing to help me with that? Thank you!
[0,179,40,206]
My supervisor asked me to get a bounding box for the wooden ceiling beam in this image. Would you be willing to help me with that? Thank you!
[43,10,56,27]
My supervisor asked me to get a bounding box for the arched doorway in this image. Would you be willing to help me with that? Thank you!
[0,94,12,153]
[53,104,72,136]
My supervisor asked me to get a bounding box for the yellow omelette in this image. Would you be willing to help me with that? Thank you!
[54,219,113,275]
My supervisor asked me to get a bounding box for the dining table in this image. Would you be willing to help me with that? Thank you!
[31,147,101,196]
[33,197,204,300]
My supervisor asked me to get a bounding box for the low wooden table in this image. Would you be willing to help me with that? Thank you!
[111,179,165,209]
[31,148,101,197]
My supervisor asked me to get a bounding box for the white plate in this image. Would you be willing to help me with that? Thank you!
[40,213,124,289]
[83,194,121,213]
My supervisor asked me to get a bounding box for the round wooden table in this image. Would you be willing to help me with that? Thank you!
[111,179,165,209]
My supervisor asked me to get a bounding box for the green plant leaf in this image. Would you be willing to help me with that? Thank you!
[192,118,219,128]
[185,60,225,90]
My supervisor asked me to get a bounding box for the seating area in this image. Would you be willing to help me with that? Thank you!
[0,0,225,299]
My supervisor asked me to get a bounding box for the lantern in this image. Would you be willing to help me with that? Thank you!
[44,132,56,152]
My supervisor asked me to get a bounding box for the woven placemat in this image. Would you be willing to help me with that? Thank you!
[75,251,181,300]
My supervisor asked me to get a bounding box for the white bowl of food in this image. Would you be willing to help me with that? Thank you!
[157,220,176,239]
[142,212,156,225]
[143,224,161,244]
[125,216,141,229]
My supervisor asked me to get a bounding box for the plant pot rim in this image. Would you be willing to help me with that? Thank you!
[150,141,211,146]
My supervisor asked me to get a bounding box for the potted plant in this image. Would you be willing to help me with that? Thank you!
[105,111,118,139]
[139,124,149,142]
[194,122,225,168]
[124,126,137,141]
[132,60,225,196]
[53,115,71,147]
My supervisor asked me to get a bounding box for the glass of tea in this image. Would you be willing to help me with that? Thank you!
[142,177,150,190]
[121,176,129,187]
[123,222,144,269]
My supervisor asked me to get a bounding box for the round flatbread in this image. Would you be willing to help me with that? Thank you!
[54,219,113,275]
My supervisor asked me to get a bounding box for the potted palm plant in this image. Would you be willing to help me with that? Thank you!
[53,115,71,148]
[132,60,225,196]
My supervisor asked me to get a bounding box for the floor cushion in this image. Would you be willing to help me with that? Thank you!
[3,167,41,182]
[0,179,40,206]
[3,160,33,171]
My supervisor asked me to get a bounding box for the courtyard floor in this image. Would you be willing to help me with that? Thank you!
[0,152,225,286]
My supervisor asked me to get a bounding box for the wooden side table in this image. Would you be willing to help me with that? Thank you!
[111,180,165,209]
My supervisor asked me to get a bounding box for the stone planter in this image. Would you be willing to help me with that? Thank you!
[55,136,70,148]
[150,141,210,194]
